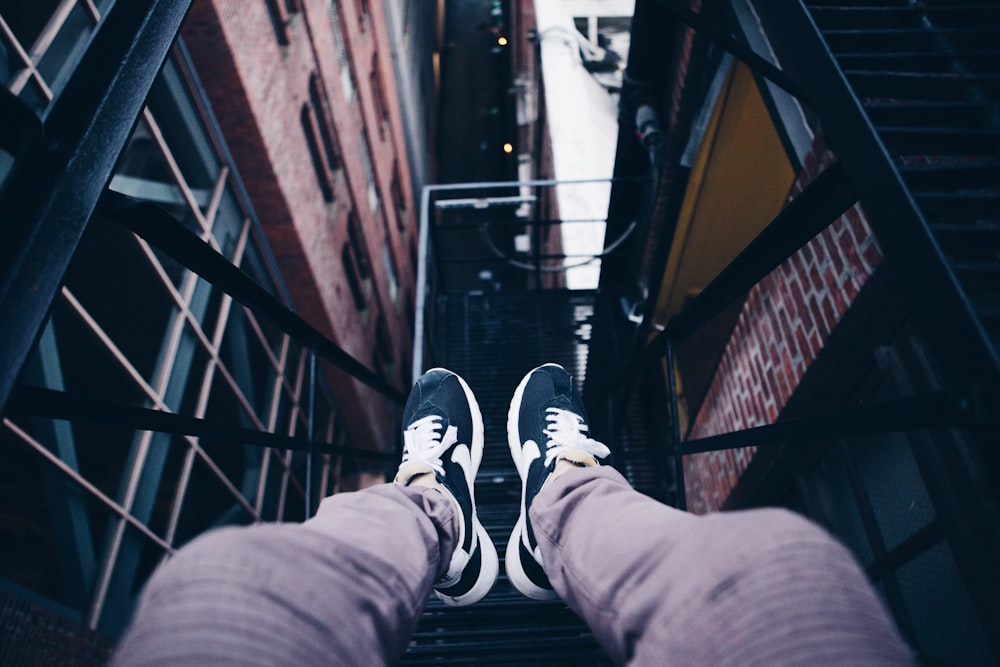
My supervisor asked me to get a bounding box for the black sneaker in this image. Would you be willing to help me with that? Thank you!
[506,364,610,600]
[394,368,498,606]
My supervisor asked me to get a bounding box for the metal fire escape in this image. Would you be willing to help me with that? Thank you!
[1,0,998,664]
[402,0,1000,662]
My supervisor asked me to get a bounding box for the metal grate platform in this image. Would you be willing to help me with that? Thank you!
[401,290,612,665]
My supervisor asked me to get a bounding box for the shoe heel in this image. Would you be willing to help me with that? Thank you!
[504,516,558,601]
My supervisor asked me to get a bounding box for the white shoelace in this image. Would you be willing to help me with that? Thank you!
[402,415,457,477]
[541,407,610,466]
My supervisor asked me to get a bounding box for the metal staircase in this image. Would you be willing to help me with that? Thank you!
[402,291,612,665]
[805,0,1000,352]
[401,4,1000,661]
[3,0,999,663]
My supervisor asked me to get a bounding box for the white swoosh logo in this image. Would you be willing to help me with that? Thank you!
[452,441,474,487]
[521,439,540,477]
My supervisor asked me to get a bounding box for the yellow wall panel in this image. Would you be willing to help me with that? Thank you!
[654,62,797,324]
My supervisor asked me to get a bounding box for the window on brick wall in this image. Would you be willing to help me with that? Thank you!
[342,244,366,311]
[370,52,389,140]
[354,0,369,30]
[342,211,372,313]
[264,0,291,45]
[308,73,342,171]
[359,131,380,213]
[348,209,372,278]
[391,159,407,231]
[328,0,354,102]
[300,104,334,202]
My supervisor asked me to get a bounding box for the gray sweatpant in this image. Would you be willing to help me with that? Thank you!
[112,466,912,665]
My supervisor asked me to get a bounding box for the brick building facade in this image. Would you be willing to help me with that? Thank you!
[685,138,885,513]
[182,0,422,451]
[645,6,890,514]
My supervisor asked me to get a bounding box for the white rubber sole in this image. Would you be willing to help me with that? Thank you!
[436,519,499,607]
[505,364,560,601]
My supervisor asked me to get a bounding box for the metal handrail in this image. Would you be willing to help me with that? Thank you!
[600,0,1000,515]
[0,0,192,414]
[99,192,407,404]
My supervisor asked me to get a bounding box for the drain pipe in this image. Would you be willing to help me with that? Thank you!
[635,102,666,172]
[619,0,674,174]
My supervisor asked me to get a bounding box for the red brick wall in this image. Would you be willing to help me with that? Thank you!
[682,139,884,513]
[182,0,418,454]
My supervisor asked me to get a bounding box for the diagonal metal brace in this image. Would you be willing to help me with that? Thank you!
[98,191,406,403]
[683,387,984,455]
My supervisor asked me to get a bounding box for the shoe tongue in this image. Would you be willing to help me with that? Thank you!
[547,394,575,413]
[416,401,450,425]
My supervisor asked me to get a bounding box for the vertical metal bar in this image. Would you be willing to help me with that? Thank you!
[317,413,335,501]
[665,336,687,511]
[275,346,309,521]
[533,188,543,290]
[24,320,97,608]
[413,185,432,382]
[163,218,254,546]
[256,334,292,515]
[306,348,317,519]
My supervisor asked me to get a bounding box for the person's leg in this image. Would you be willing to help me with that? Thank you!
[507,363,913,666]
[533,466,913,666]
[113,368,497,666]
[112,484,456,666]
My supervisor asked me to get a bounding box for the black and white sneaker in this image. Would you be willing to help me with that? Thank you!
[394,368,498,606]
[506,364,611,600]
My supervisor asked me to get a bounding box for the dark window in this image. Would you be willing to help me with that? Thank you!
[355,0,369,29]
[342,244,366,311]
[348,211,372,279]
[370,52,389,140]
[264,0,291,45]
[342,210,373,313]
[308,73,341,171]
[391,159,407,231]
[300,104,333,202]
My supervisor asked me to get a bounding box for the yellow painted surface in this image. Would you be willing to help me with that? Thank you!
[653,62,797,324]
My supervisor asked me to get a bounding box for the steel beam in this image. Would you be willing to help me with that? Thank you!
[0,0,193,414]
